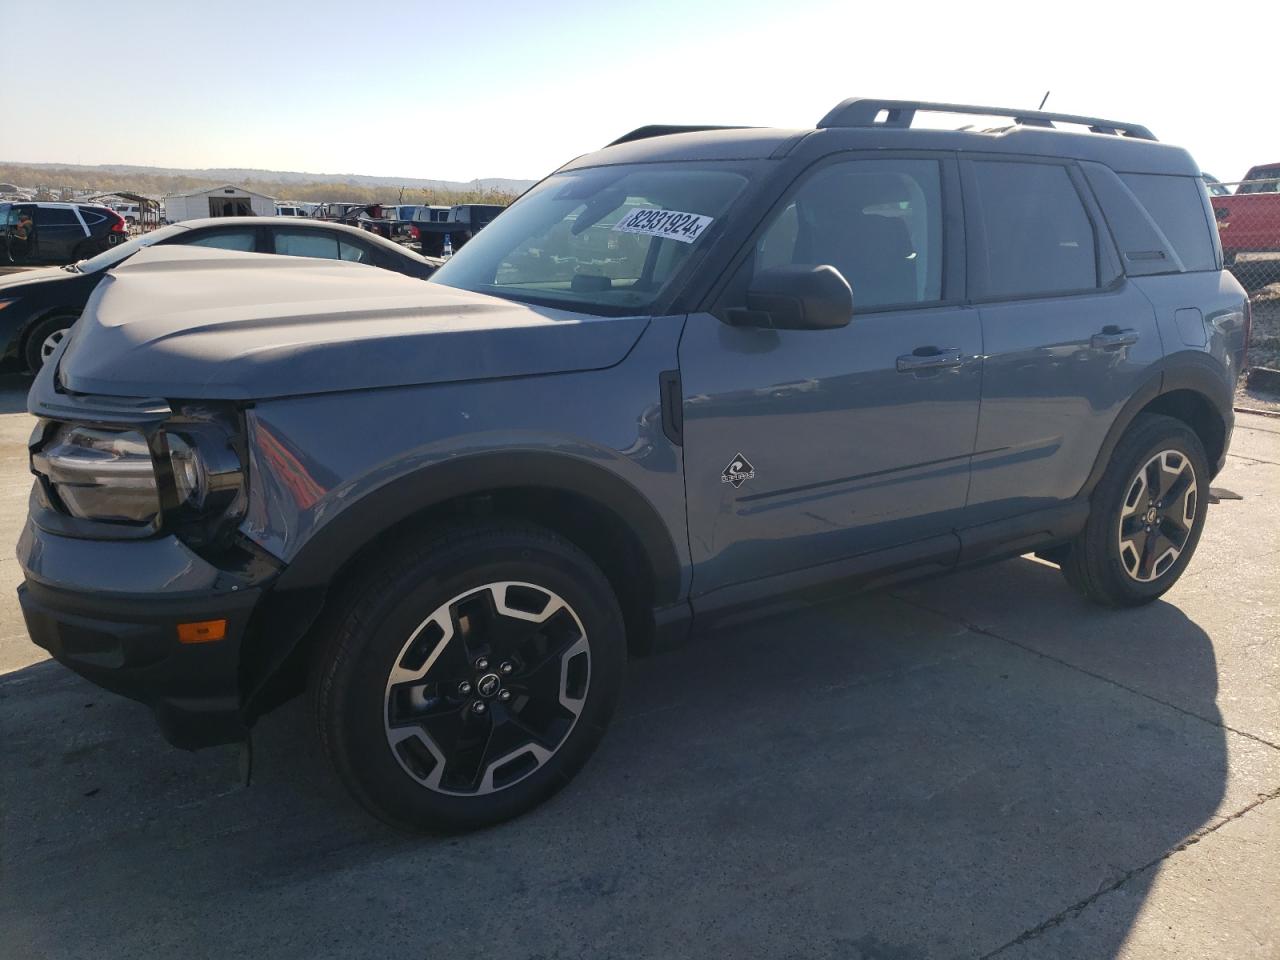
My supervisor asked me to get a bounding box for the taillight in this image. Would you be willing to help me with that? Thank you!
[409,226,420,240]
[109,214,127,233]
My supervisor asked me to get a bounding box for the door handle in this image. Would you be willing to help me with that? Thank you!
[1090,327,1139,350]
[896,347,963,372]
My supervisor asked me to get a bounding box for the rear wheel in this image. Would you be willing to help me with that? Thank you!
[23,313,79,373]
[312,521,625,832]
[1062,414,1209,607]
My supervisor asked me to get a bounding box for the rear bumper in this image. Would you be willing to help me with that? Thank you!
[19,579,262,749]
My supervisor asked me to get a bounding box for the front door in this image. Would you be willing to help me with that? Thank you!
[680,154,981,598]
[3,203,37,264]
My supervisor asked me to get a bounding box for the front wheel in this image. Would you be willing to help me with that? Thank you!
[1062,414,1209,607]
[24,313,79,373]
[312,522,625,832]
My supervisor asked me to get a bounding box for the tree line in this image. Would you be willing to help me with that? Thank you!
[0,163,519,207]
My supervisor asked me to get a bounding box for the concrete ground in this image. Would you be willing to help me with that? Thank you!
[0,370,1276,960]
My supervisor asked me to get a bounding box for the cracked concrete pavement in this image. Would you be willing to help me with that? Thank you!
[0,370,1276,959]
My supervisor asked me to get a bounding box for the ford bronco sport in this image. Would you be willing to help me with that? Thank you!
[17,99,1249,831]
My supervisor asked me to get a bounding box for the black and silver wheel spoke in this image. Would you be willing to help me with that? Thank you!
[1117,449,1197,583]
[383,581,590,796]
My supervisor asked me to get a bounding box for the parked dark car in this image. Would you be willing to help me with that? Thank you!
[411,203,507,256]
[17,98,1247,834]
[2,202,128,266]
[0,216,441,372]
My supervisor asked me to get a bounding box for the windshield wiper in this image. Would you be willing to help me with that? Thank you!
[62,262,82,274]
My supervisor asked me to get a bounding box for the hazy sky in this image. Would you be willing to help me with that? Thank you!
[4,0,1274,183]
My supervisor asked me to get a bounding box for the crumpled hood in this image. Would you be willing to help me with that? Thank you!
[58,246,649,400]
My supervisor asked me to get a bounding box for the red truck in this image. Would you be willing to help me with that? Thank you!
[1212,162,1280,265]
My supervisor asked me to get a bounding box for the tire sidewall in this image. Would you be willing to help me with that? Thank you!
[1091,420,1210,603]
[24,314,76,373]
[324,536,624,831]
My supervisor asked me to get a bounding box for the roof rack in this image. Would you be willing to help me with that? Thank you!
[607,124,748,147]
[817,99,1156,141]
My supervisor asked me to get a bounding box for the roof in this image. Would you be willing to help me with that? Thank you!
[0,200,92,209]
[565,98,1199,177]
[164,216,439,263]
[164,183,276,201]
[88,192,160,207]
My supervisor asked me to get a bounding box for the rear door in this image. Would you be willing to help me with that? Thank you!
[960,156,1162,521]
[680,153,981,597]
[33,206,88,262]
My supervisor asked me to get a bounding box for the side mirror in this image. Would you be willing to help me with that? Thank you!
[730,264,853,330]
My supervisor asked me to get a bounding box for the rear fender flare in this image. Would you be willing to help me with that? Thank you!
[1081,352,1232,496]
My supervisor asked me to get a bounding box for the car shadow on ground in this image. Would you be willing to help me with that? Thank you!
[1,557,1228,959]
[0,372,33,414]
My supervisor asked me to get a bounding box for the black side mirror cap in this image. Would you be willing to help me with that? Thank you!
[730,264,853,330]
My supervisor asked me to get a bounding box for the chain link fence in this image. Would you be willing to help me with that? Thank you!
[1209,177,1280,373]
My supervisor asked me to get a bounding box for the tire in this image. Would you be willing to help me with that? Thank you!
[23,313,79,374]
[1061,413,1209,607]
[311,521,625,832]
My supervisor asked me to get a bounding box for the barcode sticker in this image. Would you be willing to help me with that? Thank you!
[612,208,713,244]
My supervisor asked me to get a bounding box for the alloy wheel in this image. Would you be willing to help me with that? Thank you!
[383,581,591,796]
[1116,449,1198,582]
[40,328,68,362]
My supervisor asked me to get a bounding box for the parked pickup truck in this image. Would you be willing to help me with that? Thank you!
[1211,162,1280,265]
[410,203,507,256]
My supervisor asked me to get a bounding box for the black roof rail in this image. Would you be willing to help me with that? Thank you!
[607,124,750,147]
[817,98,1157,141]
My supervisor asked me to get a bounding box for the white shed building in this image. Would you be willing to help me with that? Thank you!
[163,184,276,222]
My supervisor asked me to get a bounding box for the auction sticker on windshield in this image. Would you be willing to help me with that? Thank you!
[612,208,713,244]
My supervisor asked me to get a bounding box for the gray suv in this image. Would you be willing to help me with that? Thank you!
[17,99,1250,831]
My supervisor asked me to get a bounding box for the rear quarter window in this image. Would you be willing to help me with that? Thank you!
[1119,174,1216,272]
[38,207,81,226]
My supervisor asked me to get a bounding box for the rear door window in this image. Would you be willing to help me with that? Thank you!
[184,229,258,251]
[78,207,108,225]
[273,229,340,259]
[971,161,1098,298]
[1119,174,1216,271]
[37,207,82,227]
[338,240,369,262]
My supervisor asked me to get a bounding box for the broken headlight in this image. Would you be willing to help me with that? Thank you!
[31,413,246,533]
[32,425,159,523]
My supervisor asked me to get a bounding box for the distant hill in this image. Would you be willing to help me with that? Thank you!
[84,163,536,194]
[0,161,536,205]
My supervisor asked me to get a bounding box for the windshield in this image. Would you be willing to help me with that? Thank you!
[74,224,190,273]
[430,162,750,314]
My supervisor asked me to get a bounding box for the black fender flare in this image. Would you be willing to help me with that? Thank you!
[271,450,683,603]
[242,450,683,717]
[1080,351,1233,496]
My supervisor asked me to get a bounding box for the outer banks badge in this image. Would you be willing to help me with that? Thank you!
[721,453,755,489]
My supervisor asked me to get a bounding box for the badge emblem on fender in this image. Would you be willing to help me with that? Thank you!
[721,453,756,488]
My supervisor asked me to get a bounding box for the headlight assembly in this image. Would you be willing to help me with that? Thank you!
[30,409,246,540]
[31,425,159,523]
